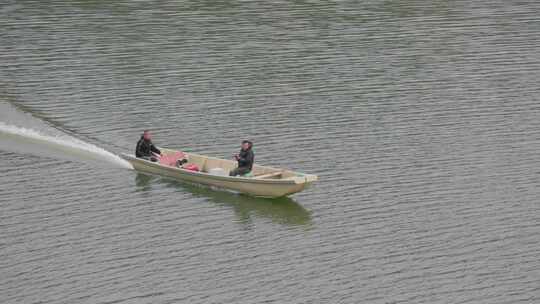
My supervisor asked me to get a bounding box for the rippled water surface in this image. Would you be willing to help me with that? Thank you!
[2,1,540,303]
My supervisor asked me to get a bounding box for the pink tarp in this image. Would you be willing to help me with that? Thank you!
[158,151,186,167]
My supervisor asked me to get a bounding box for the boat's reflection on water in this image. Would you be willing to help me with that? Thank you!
[135,173,312,227]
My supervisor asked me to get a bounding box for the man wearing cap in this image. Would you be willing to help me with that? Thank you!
[230,140,254,176]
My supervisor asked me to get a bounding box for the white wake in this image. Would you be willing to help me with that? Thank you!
[0,122,133,169]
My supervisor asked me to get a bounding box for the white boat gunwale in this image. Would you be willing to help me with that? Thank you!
[125,154,306,185]
[121,149,317,197]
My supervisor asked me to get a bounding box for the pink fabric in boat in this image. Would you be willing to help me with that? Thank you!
[183,163,199,172]
[158,151,186,167]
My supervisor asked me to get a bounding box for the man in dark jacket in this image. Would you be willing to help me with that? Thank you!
[136,130,161,161]
[230,140,254,176]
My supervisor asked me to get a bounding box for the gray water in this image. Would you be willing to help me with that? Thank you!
[1,1,540,303]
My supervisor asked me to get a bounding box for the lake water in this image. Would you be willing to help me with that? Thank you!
[1,1,540,303]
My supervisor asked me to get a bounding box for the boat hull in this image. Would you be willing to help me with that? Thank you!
[122,153,316,198]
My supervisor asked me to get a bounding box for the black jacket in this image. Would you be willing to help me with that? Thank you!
[136,137,161,158]
[237,148,254,170]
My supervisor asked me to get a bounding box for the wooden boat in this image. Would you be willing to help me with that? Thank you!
[121,148,318,198]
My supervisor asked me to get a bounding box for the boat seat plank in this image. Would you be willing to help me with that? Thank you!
[254,171,283,179]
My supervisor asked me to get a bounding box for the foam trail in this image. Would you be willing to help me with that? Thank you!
[0,122,133,169]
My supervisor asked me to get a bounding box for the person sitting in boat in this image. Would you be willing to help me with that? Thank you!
[230,140,254,176]
[136,130,161,162]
